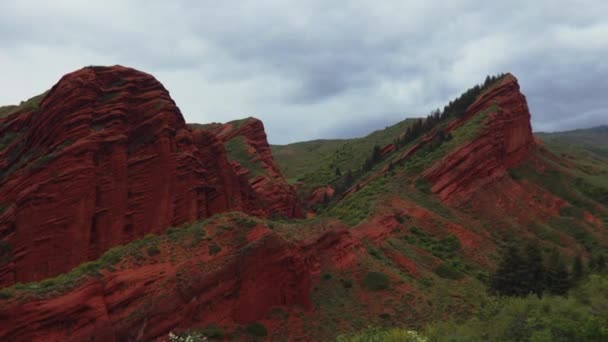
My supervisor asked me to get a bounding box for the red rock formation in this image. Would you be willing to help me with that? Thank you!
[381,143,396,156]
[0,66,289,287]
[194,118,302,218]
[423,74,536,202]
[308,186,335,207]
[0,232,316,341]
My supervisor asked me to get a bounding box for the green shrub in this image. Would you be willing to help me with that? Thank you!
[337,327,428,342]
[415,178,432,194]
[434,263,464,280]
[208,243,222,255]
[201,324,224,339]
[426,275,608,341]
[362,271,390,291]
[341,278,353,289]
[245,322,268,337]
[146,245,161,256]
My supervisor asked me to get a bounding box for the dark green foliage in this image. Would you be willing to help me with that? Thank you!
[523,242,545,297]
[545,249,571,296]
[490,242,578,298]
[127,131,156,153]
[490,244,535,297]
[597,254,606,272]
[97,91,118,103]
[340,278,353,289]
[0,241,13,265]
[0,132,18,150]
[362,271,390,291]
[245,322,268,337]
[208,243,222,255]
[415,178,432,194]
[201,324,224,339]
[363,145,383,172]
[426,275,608,341]
[434,263,464,280]
[146,245,160,256]
[572,253,585,282]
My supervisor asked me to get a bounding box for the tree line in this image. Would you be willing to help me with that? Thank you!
[315,73,507,209]
[490,241,606,297]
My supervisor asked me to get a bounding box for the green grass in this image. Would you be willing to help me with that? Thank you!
[425,274,608,341]
[362,271,390,291]
[0,132,18,151]
[224,136,266,178]
[324,176,386,226]
[403,104,496,175]
[337,327,428,342]
[0,92,46,119]
[271,139,345,183]
[283,118,419,193]
[434,263,465,280]
[0,219,210,298]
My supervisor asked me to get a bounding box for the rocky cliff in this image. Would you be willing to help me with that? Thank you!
[0,66,296,287]
[423,74,536,202]
[194,118,302,218]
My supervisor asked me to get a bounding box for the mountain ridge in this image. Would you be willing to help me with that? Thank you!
[0,67,606,341]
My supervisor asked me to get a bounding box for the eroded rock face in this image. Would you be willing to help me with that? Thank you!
[198,118,303,218]
[0,231,316,342]
[0,66,290,286]
[423,74,536,202]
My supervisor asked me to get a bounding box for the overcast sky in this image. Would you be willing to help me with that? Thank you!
[1,1,606,144]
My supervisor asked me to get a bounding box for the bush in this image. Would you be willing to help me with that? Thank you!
[434,263,464,280]
[201,324,224,339]
[341,278,353,289]
[208,243,222,256]
[146,245,161,256]
[362,271,390,291]
[337,327,428,342]
[245,322,268,337]
[426,275,608,341]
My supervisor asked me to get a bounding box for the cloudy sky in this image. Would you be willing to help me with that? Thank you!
[1,1,606,144]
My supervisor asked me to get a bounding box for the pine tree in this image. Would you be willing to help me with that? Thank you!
[597,254,606,272]
[524,242,545,297]
[545,249,571,296]
[490,245,528,297]
[588,255,597,272]
[572,253,584,282]
[345,170,353,187]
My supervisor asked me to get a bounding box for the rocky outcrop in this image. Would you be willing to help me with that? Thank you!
[0,65,292,287]
[308,186,335,207]
[0,229,317,341]
[195,118,302,218]
[423,74,535,202]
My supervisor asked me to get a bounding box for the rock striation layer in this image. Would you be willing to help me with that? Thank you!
[0,66,297,287]
[196,118,302,218]
[423,74,536,202]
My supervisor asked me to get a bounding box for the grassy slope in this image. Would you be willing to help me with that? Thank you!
[0,92,46,119]
[537,126,608,158]
[272,118,418,186]
[271,139,346,183]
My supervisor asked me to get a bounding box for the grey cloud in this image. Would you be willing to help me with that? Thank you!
[0,1,607,144]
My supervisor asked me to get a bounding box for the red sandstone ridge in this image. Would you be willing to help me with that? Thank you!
[0,224,317,341]
[0,65,296,287]
[192,118,302,218]
[423,74,536,202]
